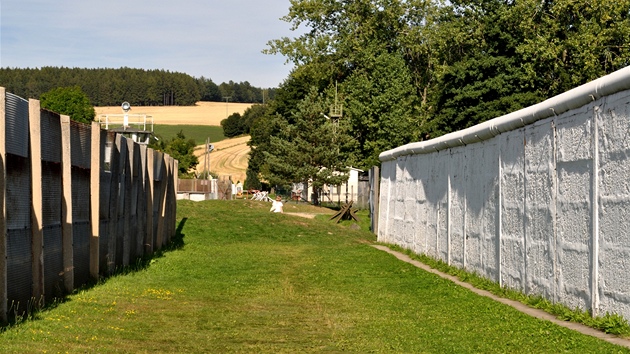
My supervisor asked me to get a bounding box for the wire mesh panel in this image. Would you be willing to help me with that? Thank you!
[40,110,62,163]
[43,225,63,300]
[153,179,164,248]
[5,93,29,158]
[99,170,112,274]
[70,121,91,169]
[7,228,32,315]
[72,167,91,287]
[99,219,109,274]
[128,144,140,259]
[154,153,164,181]
[5,154,32,315]
[41,162,64,300]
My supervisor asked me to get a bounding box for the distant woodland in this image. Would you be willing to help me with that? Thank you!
[0,66,276,106]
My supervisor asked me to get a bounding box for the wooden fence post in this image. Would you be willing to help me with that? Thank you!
[106,134,122,273]
[155,152,166,248]
[60,115,74,292]
[90,122,100,279]
[122,139,132,267]
[28,99,44,305]
[145,148,155,255]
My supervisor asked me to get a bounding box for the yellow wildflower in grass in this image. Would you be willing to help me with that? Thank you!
[142,288,174,300]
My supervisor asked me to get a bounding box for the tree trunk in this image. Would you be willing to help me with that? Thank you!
[312,187,320,206]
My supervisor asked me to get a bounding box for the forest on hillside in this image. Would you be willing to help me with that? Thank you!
[0,67,276,106]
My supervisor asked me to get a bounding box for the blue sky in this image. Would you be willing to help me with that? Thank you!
[0,0,302,88]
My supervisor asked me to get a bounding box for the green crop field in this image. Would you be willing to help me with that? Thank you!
[152,124,226,145]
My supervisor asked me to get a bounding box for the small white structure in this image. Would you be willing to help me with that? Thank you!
[294,167,363,204]
[98,102,154,144]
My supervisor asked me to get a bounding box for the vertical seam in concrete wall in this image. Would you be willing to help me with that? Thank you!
[29,99,44,305]
[591,105,601,315]
[497,152,503,287]
[522,130,529,295]
[447,171,452,266]
[0,88,7,324]
[436,195,440,258]
[373,167,380,236]
[463,160,467,269]
[552,120,559,304]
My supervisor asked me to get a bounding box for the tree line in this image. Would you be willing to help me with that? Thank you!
[0,67,276,106]
[244,0,630,197]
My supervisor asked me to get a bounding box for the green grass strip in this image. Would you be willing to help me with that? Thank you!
[0,200,628,353]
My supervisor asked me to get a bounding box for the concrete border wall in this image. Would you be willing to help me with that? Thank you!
[378,66,630,319]
[0,89,178,323]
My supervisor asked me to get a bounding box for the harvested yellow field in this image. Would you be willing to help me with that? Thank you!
[194,136,251,183]
[95,101,254,182]
[94,101,253,126]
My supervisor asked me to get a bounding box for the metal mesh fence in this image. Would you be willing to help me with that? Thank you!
[1,90,179,321]
[5,154,32,315]
[5,93,29,158]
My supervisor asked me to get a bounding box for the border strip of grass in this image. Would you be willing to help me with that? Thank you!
[382,242,630,337]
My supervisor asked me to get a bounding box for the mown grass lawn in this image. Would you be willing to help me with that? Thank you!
[1,200,628,353]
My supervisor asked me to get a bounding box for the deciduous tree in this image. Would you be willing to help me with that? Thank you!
[40,85,96,124]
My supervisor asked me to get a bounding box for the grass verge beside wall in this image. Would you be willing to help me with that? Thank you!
[0,200,628,353]
[384,244,630,337]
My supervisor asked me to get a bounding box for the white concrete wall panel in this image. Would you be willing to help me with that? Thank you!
[402,156,417,249]
[422,153,439,259]
[377,160,395,243]
[480,142,500,281]
[597,92,630,318]
[464,144,486,276]
[435,152,450,262]
[499,129,526,291]
[524,120,556,299]
[414,154,430,256]
[555,108,593,310]
[391,159,407,245]
[378,67,630,319]
[449,146,467,268]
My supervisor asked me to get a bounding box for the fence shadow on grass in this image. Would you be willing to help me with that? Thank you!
[2,217,189,329]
